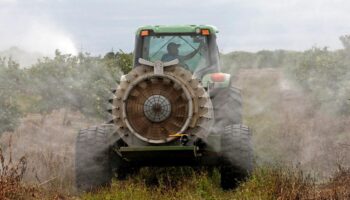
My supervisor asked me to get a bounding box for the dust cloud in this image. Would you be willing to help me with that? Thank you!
[0,110,97,192]
[233,67,350,179]
[0,52,121,192]
[0,49,349,195]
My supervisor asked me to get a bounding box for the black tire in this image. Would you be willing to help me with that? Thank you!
[211,86,242,127]
[75,126,113,191]
[220,124,253,190]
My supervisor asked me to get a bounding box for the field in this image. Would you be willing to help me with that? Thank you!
[0,63,349,199]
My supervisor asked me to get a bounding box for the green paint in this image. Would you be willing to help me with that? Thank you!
[136,25,219,35]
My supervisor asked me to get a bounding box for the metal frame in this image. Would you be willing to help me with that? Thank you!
[122,73,194,144]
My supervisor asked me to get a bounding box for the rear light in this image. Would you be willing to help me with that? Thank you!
[140,30,149,36]
[210,73,226,82]
[201,29,210,36]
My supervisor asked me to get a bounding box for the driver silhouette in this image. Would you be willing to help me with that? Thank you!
[161,42,202,64]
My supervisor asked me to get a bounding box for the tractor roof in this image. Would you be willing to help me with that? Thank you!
[136,25,219,35]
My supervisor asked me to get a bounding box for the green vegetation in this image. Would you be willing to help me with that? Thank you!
[1,35,349,135]
[222,38,350,172]
[0,50,133,134]
[81,167,349,200]
[0,36,349,199]
[289,46,350,115]
[0,58,22,133]
[221,35,350,117]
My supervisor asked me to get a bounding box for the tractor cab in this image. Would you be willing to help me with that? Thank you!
[133,25,221,78]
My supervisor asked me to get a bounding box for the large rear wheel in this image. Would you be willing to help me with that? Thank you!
[211,86,242,127]
[220,124,253,190]
[75,126,113,191]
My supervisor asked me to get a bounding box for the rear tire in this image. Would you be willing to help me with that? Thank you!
[211,86,242,127]
[75,126,112,191]
[220,124,253,190]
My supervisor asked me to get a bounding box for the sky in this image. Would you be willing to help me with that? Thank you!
[1,0,350,56]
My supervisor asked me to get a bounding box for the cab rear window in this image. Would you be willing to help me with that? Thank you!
[141,34,210,73]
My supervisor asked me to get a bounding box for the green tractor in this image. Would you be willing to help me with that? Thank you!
[75,25,253,191]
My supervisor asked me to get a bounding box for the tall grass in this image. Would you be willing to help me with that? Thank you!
[82,166,350,200]
[0,136,29,199]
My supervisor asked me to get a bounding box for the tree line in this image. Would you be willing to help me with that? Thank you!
[0,35,349,134]
[0,50,132,133]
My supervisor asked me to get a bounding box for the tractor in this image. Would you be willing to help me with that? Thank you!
[75,25,253,191]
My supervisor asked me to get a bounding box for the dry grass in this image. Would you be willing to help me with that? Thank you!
[0,109,96,195]
[315,168,350,199]
[81,166,350,200]
[0,137,54,200]
[0,136,70,200]
[0,68,349,199]
[0,136,29,200]
[0,145,348,200]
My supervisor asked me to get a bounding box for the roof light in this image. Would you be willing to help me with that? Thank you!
[201,29,210,36]
[140,30,149,36]
[211,73,226,82]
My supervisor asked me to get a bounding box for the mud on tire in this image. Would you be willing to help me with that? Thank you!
[220,124,253,190]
